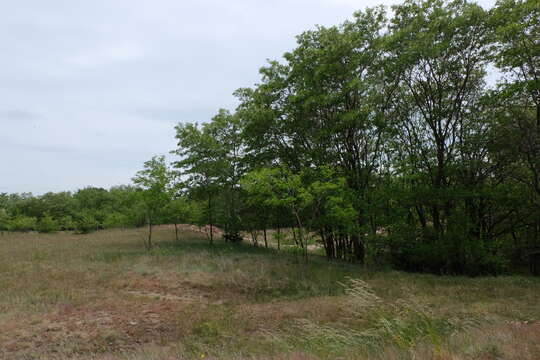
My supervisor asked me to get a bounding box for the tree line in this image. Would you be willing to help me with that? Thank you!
[0,182,203,242]
[0,186,144,234]
[1,0,538,275]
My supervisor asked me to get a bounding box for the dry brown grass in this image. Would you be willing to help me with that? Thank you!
[0,228,539,360]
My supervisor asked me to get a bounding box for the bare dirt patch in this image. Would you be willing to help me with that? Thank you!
[0,293,206,359]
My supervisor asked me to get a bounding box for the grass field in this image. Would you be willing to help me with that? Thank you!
[1,227,539,360]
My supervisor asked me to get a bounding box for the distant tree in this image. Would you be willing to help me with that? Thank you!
[241,166,315,260]
[75,211,99,234]
[165,197,197,242]
[0,208,9,232]
[173,122,225,245]
[8,216,37,232]
[39,192,76,220]
[58,215,76,231]
[132,155,174,249]
[102,212,130,229]
[74,187,111,211]
[37,213,59,233]
[208,110,246,242]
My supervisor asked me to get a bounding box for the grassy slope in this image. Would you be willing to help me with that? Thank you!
[0,227,538,360]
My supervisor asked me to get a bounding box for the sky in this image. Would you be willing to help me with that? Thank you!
[1,0,496,194]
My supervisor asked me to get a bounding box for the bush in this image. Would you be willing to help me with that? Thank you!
[0,209,9,231]
[386,226,508,276]
[223,230,243,243]
[59,215,76,231]
[103,212,130,229]
[75,212,99,234]
[7,216,38,232]
[36,214,59,233]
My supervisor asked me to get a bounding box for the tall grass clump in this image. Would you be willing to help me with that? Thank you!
[286,278,480,358]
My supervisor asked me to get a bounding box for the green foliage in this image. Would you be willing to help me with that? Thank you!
[173,111,246,242]
[386,227,508,276]
[75,212,99,234]
[165,0,538,272]
[132,155,175,248]
[193,321,221,341]
[102,212,130,229]
[7,216,37,232]
[58,215,76,231]
[0,209,9,231]
[36,213,59,233]
[132,156,173,215]
[490,0,539,98]
[165,197,197,225]
[0,184,149,234]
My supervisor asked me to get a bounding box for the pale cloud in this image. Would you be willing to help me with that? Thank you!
[0,109,39,121]
[68,43,145,68]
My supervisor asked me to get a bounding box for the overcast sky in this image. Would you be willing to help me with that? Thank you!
[1,0,496,194]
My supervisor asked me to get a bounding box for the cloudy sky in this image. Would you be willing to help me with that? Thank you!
[1,0,495,194]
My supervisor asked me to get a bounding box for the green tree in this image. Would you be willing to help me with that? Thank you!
[7,216,37,232]
[133,155,174,249]
[0,208,10,232]
[238,8,392,262]
[174,120,228,245]
[241,166,311,260]
[37,213,59,233]
[165,197,197,242]
[487,0,540,255]
[387,0,490,235]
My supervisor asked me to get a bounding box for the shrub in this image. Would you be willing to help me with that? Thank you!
[102,212,130,229]
[0,209,9,231]
[75,212,99,234]
[59,215,76,231]
[386,226,508,276]
[223,230,243,243]
[36,214,59,233]
[7,216,38,232]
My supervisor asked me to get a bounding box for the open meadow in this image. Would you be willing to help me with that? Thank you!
[1,227,539,360]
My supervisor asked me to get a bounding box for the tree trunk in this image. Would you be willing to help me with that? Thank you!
[292,226,299,247]
[536,103,539,129]
[350,234,364,264]
[277,225,281,250]
[174,222,179,242]
[327,232,335,260]
[415,205,427,228]
[321,229,334,260]
[147,216,153,250]
[293,212,305,249]
[263,228,268,249]
[251,231,259,247]
[293,211,308,263]
[208,193,213,246]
